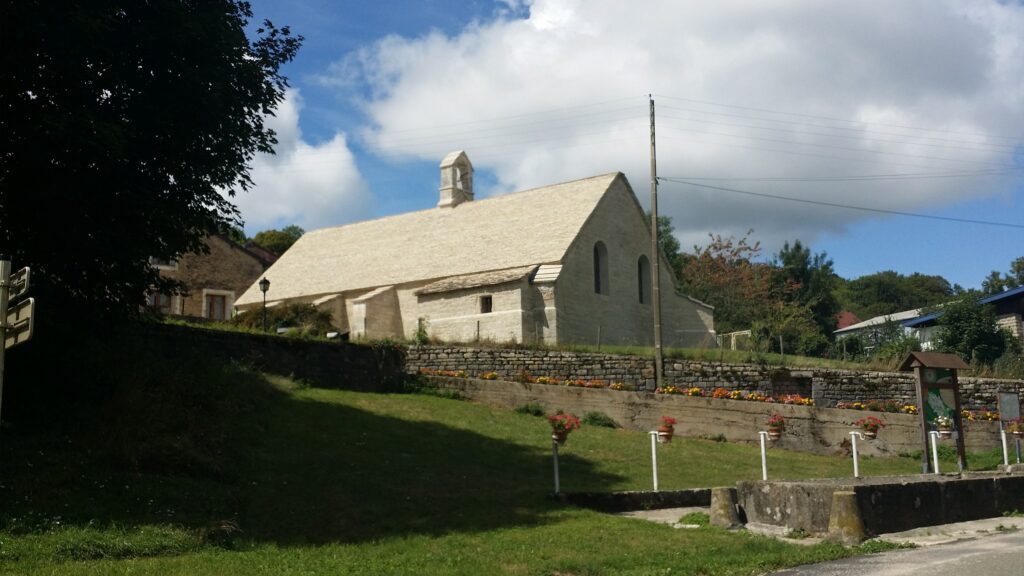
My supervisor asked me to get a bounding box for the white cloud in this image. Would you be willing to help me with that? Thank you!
[337,0,1024,252]
[233,90,372,234]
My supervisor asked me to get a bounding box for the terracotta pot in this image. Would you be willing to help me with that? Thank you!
[864,430,877,439]
[657,425,674,444]
[767,427,782,441]
[552,430,569,446]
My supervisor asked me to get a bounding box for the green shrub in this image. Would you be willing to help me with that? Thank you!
[232,302,336,337]
[514,403,545,417]
[581,411,618,428]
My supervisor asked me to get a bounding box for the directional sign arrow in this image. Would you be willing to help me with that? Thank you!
[9,266,30,301]
[4,297,34,349]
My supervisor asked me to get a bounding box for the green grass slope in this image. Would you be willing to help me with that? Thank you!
[0,350,949,575]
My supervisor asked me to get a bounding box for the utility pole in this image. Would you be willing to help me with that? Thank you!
[649,96,664,390]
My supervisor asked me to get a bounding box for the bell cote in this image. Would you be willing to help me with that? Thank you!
[438,150,474,208]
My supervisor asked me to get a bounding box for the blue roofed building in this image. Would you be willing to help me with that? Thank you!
[902,285,1024,350]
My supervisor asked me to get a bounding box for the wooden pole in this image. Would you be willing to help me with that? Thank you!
[913,366,930,473]
[952,372,967,471]
[649,95,664,390]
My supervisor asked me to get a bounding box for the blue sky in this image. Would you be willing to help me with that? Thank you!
[240,0,1023,290]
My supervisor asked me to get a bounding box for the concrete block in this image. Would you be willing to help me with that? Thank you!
[709,487,742,529]
[827,491,866,545]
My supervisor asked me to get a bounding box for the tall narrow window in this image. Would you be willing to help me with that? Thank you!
[480,295,493,314]
[638,255,651,304]
[593,241,609,295]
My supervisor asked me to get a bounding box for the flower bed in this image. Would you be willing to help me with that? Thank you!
[836,399,917,414]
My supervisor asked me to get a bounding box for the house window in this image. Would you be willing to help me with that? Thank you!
[593,241,609,295]
[149,256,178,270]
[146,292,173,314]
[206,294,227,320]
[638,255,651,304]
[480,295,493,314]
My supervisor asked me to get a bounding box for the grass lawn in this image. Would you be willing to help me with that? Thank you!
[0,364,970,575]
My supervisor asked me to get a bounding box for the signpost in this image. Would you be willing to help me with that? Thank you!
[998,391,1022,464]
[900,352,969,473]
[0,256,37,425]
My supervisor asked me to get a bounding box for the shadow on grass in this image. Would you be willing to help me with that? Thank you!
[0,367,623,547]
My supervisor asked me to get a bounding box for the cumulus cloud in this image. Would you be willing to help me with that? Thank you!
[232,90,372,234]
[336,0,1024,252]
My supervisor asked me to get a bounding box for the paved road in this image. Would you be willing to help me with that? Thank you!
[771,530,1024,576]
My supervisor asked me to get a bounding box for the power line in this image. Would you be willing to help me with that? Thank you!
[659,168,1024,183]
[657,111,1017,155]
[657,124,1012,168]
[656,103,1019,152]
[654,94,1024,142]
[659,177,1024,229]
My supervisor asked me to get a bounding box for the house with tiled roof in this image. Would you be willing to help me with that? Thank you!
[149,235,273,320]
[235,151,715,346]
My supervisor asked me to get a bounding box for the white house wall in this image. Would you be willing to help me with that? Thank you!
[417,281,527,342]
[554,177,715,348]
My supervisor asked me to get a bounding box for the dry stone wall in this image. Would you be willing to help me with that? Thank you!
[405,345,1024,413]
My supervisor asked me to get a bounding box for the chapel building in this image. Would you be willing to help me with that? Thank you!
[235,151,715,347]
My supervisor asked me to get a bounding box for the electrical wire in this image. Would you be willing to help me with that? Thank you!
[658,177,1024,229]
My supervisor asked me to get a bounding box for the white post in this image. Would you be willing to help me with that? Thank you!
[649,431,659,492]
[758,431,769,481]
[552,437,561,494]
[850,431,864,478]
[929,431,941,475]
[1001,428,1010,468]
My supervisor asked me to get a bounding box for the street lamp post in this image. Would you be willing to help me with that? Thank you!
[259,277,270,332]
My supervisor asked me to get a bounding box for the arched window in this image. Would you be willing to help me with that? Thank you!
[638,255,651,304]
[593,241,609,295]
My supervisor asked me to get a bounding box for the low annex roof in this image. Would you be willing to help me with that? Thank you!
[833,308,923,335]
[236,173,622,306]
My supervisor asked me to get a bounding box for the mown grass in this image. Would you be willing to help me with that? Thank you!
[0,349,974,575]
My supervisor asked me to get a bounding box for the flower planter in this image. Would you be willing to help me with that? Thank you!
[938,429,952,440]
[552,430,569,446]
[1011,431,1023,438]
[767,427,782,441]
[863,430,877,440]
[657,425,674,444]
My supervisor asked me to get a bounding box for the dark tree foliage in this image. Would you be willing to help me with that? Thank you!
[0,1,301,323]
[771,240,840,337]
[982,256,1024,295]
[935,300,1008,365]
[835,270,955,319]
[251,224,305,255]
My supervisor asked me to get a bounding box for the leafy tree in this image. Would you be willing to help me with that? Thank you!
[680,230,772,334]
[221,226,248,246]
[0,1,302,321]
[771,240,840,337]
[934,300,1007,365]
[835,270,954,319]
[251,225,305,255]
[982,256,1024,295]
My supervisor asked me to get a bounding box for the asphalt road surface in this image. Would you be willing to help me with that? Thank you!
[771,530,1024,576]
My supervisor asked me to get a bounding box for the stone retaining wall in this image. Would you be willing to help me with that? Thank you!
[737,473,1024,536]
[426,376,1009,456]
[135,323,406,392]
[406,345,1024,413]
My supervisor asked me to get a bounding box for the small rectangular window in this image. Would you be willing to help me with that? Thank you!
[146,292,173,314]
[480,295,493,314]
[206,294,227,320]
